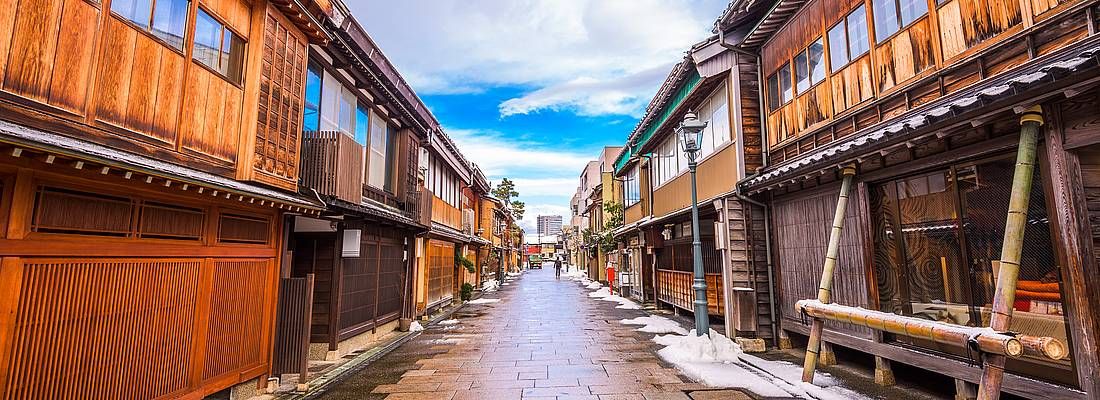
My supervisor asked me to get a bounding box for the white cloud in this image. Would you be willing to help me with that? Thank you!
[447,128,592,178]
[347,0,729,116]
[518,204,571,234]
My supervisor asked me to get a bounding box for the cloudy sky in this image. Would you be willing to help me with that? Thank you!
[346,0,730,235]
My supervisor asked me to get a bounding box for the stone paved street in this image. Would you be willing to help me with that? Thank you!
[313,268,751,400]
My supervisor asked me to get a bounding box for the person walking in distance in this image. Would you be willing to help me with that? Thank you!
[554,255,562,278]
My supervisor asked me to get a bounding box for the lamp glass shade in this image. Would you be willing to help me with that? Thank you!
[676,112,707,153]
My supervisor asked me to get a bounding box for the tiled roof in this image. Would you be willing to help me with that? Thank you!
[743,43,1100,192]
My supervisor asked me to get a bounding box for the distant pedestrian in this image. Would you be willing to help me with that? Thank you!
[554,256,562,278]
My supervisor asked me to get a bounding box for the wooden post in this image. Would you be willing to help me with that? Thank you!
[818,342,837,366]
[977,106,1044,400]
[802,165,857,383]
[875,356,896,386]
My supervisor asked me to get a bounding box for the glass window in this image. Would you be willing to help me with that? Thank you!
[338,88,355,135]
[795,51,810,93]
[193,8,246,84]
[848,6,871,56]
[368,112,391,191]
[354,102,369,145]
[871,158,1075,385]
[112,0,189,50]
[778,63,793,103]
[899,0,929,26]
[873,0,926,43]
[303,64,322,132]
[624,167,640,206]
[151,0,188,49]
[111,0,153,29]
[808,39,826,84]
[767,73,782,112]
[828,23,849,69]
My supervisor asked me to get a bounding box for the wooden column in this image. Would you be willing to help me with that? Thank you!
[875,356,896,386]
[977,106,1044,400]
[802,164,857,382]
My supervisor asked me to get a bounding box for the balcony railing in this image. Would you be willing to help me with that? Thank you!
[405,188,433,227]
[300,131,363,204]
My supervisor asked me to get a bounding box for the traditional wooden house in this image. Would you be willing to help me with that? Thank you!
[414,128,478,315]
[728,0,1100,395]
[0,0,331,397]
[476,195,511,286]
[610,28,775,340]
[275,0,435,368]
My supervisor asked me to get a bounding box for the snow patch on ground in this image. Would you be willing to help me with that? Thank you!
[481,279,500,292]
[440,319,459,325]
[467,298,500,304]
[409,321,424,332]
[620,316,688,335]
[651,329,869,400]
[587,287,642,309]
[585,282,603,289]
[506,272,522,277]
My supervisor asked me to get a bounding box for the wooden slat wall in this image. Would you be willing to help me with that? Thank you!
[760,0,1091,159]
[254,9,307,189]
[655,270,725,316]
[432,197,462,230]
[773,186,872,338]
[299,131,364,204]
[1,0,98,114]
[651,144,740,217]
[272,275,313,376]
[425,240,454,308]
[1,256,275,399]
[723,199,774,340]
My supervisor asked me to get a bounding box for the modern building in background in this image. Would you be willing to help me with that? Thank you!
[537,215,563,236]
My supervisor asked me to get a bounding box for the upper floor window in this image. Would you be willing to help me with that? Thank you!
[194,8,245,84]
[652,135,680,187]
[623,167,640,206]
[766,63,793,112]
[303,64,322,132]
[111,0,190,50]
[873,0,927,42]
[367,112,393,192]
[698,85,731,158]
[827,6,871,70]
[794,39,826,93]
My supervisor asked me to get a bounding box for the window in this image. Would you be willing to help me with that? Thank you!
[624,167,640,206]
[766,63,794,112]
[652,136,680,187]
[367,112,392,191]
[767,73,782,112]
[779,63,793,103]
[354,102,370,145]
[873,0,927,42]
[303,64,322,132]
[828,6,871,71]
[338,87,355,135]
[795,39,826,93]
[871,158,1075,384]
[111,0,189,50]
[193,8,245,83]
[698,85,731,159]
[848,6,870,56]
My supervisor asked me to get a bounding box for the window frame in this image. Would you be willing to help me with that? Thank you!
[794,38,826,95]
[191,6,247,85]
[827,5,872,73]
[872,0,929,43]
[109,0,192,53]
[303,63,323,132]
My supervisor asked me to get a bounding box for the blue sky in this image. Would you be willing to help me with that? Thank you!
[346,0,731,233]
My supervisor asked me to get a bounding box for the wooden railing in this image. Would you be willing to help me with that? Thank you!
[656,269,724,316]
[432,196,462,229]
[300,131,363,204]
[405,189,432,226]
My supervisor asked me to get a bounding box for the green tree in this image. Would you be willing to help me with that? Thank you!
[492,178,525,221]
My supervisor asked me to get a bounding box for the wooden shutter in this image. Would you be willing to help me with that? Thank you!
[255,9,308,187]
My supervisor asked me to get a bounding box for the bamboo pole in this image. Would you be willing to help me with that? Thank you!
[802,165,857,383]
[977,106,1044,400]
[796,300,1067,360]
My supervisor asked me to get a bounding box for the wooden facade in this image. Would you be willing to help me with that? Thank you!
[0,0,327,396]
[737,0,1100,394]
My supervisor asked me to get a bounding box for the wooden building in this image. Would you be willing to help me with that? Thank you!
[726,0,1100,395]
[0,0,330,397]
[610,26,775,340]
[273,0,436,366]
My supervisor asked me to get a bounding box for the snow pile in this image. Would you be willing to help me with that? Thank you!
[585,281,603,289]
[506,272,522,277]
[409,321,424,332]
[620,316,688,335]
[467,298,500,304]
[588,287,642,309]
[481,279,500,292]
[440,319,460,325]
[650,329,869,400]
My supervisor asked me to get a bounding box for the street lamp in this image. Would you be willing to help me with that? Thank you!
[677,111,708,336]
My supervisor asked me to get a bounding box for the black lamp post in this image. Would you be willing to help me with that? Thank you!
[677,111,708,336]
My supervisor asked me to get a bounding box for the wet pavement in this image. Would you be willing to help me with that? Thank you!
[312,267,749,400]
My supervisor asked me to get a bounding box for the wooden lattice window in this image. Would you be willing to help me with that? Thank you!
[217,213,271,244]
[138,202,206,240]
[31,186,134,236]
[254,10,307,181]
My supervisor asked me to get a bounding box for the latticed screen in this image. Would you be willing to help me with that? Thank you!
[218,213,272,244]
[870,155,1074,384]
[255,10,307,181]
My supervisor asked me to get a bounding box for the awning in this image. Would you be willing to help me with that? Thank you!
[328,198,426,229]
[743,42,1100,192]
[0,119,325,212]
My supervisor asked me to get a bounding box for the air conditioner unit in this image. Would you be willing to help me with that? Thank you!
[462,209,476,235]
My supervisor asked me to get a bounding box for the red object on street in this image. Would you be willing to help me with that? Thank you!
[606,267,616,295]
